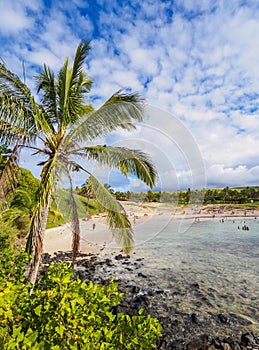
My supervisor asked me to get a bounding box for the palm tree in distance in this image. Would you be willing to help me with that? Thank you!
[0,40,157,283]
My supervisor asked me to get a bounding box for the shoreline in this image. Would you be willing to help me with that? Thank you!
[41,202,259,349]
[43,202,258,256]
[40,249,259,349]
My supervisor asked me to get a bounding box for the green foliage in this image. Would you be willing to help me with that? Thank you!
[0,168,40,237]
[0,223,17,250]
[47,188,104,228]
[15,168,40,204]
[0,248,162,349]
[127,186,259,206]
[0,245,30,284]
[0,144,12,171]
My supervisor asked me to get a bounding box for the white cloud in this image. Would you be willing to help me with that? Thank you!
[0,1,40,34]
[1,0,259,189]
[207,164,259,187]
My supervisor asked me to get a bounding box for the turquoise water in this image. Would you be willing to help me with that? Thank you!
[133,217,259,330]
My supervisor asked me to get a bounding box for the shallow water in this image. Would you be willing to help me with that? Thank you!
[133,216,259,331]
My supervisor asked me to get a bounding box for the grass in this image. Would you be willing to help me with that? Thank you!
[46,190,104,229]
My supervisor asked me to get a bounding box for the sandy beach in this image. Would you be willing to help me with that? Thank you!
[43,202,259,256]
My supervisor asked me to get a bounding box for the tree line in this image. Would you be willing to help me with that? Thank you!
[78,184,259,205]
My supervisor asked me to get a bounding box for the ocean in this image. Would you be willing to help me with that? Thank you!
[133,216,259,331]
[80,215,259,335]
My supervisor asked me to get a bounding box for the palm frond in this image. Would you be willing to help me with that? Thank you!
[1,207,28,226]
[35,64,57,127]
[70,40,91,88]
[11,189,33,209]
[65,71,92,125]
[72,146,157,188]
[56,42,92,130]
[56,58,69,127]
[87,174,134,253]
[65,90,145,144]
[0,62,32,99]
[0,63,40,143]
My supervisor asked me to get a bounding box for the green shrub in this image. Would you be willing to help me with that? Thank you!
[0,248,162,349]
[0,223,18,250]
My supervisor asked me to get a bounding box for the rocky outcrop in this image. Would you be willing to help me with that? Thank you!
[40,252,259,350]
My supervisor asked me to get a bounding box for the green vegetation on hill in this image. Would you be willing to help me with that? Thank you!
[46,189,104,229]
[0,166,102,243]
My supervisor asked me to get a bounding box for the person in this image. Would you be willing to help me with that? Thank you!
[93,223,96,230]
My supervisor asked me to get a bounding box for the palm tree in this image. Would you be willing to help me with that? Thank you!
[81,179,95,199]
[1,189,35,233]
[0,40,157,283]
[80,178,96,216]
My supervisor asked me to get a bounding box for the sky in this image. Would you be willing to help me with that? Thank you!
[0,0,259,192]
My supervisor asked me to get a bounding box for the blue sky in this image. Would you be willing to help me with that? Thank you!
[0,0,259,191]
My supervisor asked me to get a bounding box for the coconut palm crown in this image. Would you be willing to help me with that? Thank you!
[0,40,157,283]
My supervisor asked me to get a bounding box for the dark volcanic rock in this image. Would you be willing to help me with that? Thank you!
[40,252,258,350]
[241,332,258,347]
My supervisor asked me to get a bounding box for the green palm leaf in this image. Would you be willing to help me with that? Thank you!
[65,90,144,145]
[0,63,39,143]
[35,64,58,125]
[72,145,157,188]
[70,39,91,88]
[88,175,134,253]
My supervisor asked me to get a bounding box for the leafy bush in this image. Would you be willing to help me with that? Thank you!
[0,224,19,250]
[0,248,162,349]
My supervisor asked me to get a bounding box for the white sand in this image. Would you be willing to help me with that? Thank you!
[43,202,259,256]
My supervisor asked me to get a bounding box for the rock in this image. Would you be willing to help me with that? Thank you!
[233,345,241,350]
[222,343,232,350]
[39,251,258,350]
[129,285,140,293]
[155,289,165,294]
[130,294,150,310]
[186,338,207,349]
[229,313,252,326]
[115,254,124,260]
[190,282,200,289]
[218,313,230,324]
[190,313,198,324]
[241,332,257,347]
[137,272,147,278]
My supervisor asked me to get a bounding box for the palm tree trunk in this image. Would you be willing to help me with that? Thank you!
[26,192,52,284]
[68,175,80,262]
